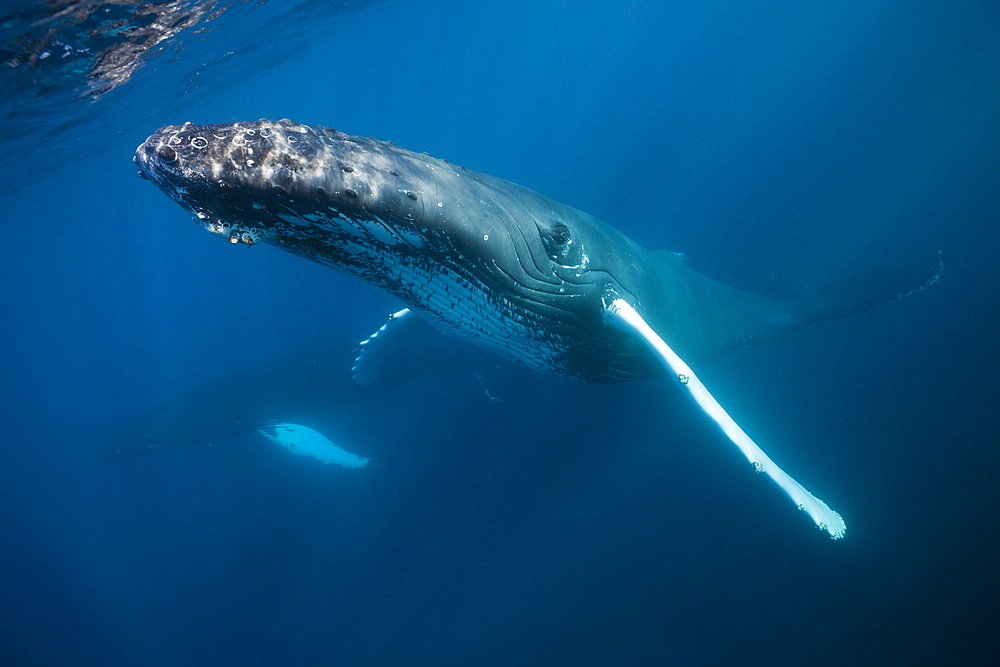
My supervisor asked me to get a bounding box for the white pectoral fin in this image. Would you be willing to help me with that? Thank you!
[603,297,846,539]
[258,422,370,468]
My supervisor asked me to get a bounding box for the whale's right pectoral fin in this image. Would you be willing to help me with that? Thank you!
[603,295,846,539]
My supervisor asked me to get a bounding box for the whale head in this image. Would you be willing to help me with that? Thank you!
[134,119,651,380]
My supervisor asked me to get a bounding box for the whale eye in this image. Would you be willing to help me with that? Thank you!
[157,146,177,163]
[538,221,581,266]
[551,224,570,245]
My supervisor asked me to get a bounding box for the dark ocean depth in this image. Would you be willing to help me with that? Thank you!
[1,1,998,665]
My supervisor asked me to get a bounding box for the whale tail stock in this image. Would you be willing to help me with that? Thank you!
[791,251,943,327]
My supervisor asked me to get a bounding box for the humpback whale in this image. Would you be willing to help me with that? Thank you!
[105,325,503,462]
[135,118,943,538]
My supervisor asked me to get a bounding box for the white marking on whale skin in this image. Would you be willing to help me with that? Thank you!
[604,297,846,539]
[258,422,369,468]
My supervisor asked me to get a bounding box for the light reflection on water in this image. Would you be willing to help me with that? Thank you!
[0,0,384,196]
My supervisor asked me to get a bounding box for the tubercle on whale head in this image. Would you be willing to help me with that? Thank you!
[135,119,338,194]
[133,118,526,254]
[133,118,471,243]
[194,208,266,246]
[134,118,417,204]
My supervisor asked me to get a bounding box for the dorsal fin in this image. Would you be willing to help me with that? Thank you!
[655,249,687,264]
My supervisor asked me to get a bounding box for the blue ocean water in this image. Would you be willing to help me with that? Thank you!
[1,1,998,665]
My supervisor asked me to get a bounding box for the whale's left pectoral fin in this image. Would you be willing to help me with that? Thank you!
[603,296,846,539]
